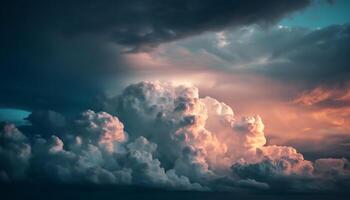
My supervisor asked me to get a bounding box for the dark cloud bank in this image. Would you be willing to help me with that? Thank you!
[2,0,348,113]
[1,0,312,112]
[2,0,311,49]
[173,23,350,89]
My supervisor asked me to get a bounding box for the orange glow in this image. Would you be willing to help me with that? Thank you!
[123,49,350,148]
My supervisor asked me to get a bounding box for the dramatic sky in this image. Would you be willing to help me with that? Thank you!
[1,0,350,199]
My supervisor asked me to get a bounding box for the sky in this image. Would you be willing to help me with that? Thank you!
[1,0,350,199]
[281,0,350,28]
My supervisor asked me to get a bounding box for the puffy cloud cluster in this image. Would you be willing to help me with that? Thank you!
[0,123,31,181]
[0,81,349,191]
[232,146,314,181]
[1,110,203,190]
[105,81,350,190]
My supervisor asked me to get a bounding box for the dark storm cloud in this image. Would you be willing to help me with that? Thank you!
[168,23,350,88]
[250,24,350,87]
[2,0,311,51]
[262,24,350,86]
[0,0,311,112]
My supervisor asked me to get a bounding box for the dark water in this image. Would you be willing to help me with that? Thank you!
[1,183,348,200]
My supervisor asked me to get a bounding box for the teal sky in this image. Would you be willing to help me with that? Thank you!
[0,108,30,125]
[281,0,350,28]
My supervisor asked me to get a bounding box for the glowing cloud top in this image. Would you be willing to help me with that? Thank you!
[1,81,349,191]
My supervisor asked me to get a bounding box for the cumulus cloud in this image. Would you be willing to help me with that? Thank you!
[27,109,203,189]
[92,82,347,188]
[1,81,349,191]
[232,146,314,179]
[0,123,31,181]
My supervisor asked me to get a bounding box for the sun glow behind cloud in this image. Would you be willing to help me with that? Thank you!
[118,25,350,158]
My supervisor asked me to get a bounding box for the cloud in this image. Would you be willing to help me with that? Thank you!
[73,110,127,153]
[290,84,350,140]
[2,0,312,51]
[24,110,67,135]
[0,123,31,181]
[314,158,350,176]
[237,178,270,190]
[1,0,313,112]
[283,134,350,161]
[116,23,350,148]
[125,136,204,190]
[32,110,203,189]
[232,146,314,180]
[294,84,350,108]
[1,81,348,191]
[144,23,350,88]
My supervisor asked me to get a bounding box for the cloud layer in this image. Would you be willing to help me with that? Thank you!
[138,23,350,87]
[2,0,311,51]
[1,81,349,191]
[1,0,313,111]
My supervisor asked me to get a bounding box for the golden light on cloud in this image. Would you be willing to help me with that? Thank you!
[121,51,350,147]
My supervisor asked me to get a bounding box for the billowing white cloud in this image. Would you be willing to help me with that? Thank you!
[0,81,349,191]
[0,123,31,181]
[73,110,127,153]
[26,109,204,189]
[232,145,314,181]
